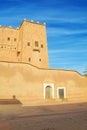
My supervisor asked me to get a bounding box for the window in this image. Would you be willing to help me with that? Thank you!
[33,49,40,52]
[7,37,10,41]
[1,45,3,48]
[41,44,43,48]
[57,87,66,99]
[39,58,41,62]
[27,42,30,46]
[17,51,20,56]
[35,41,39,47]
[59,89,64,99]
[29,58,31,62]
[14,38,16,42]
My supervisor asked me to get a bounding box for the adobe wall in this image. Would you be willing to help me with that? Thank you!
[0,61,87,105]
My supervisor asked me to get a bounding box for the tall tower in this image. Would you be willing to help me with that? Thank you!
[19,20,49,68]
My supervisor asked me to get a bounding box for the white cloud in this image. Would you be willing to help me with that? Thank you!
[49,49,87,53]
[47,27,87,36]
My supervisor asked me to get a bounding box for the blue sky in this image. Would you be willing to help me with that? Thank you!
[0,0,87,74]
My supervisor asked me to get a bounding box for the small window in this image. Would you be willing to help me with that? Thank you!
[58,89,64,99]
[7,37,10,41]
[29,58,31,62]
[27,42,30,46]
[35,41,39,47]
[39,58,41,62]
[17,51,20,56]
[1,45,3,48]
[14,38,16,42]
[41,44,43,48]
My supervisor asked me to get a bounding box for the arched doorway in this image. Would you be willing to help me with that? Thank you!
[43,83,54,99]
[46,86,52,99]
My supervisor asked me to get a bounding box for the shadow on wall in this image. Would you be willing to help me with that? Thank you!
[0,95,22,105]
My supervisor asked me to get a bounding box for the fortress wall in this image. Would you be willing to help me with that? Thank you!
[0,61,87,104]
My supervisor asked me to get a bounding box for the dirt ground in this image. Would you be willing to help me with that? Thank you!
[0,102,87,130]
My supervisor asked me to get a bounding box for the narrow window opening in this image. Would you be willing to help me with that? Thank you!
[7,37,10,41]
[39,58,41,62]
[29,58,31,62]
[35,41,39,47]
[41,44,43,48]
[27,42,30,46]
[1,45,3,48]
[17,51,20,56]
[14,38,17,42]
